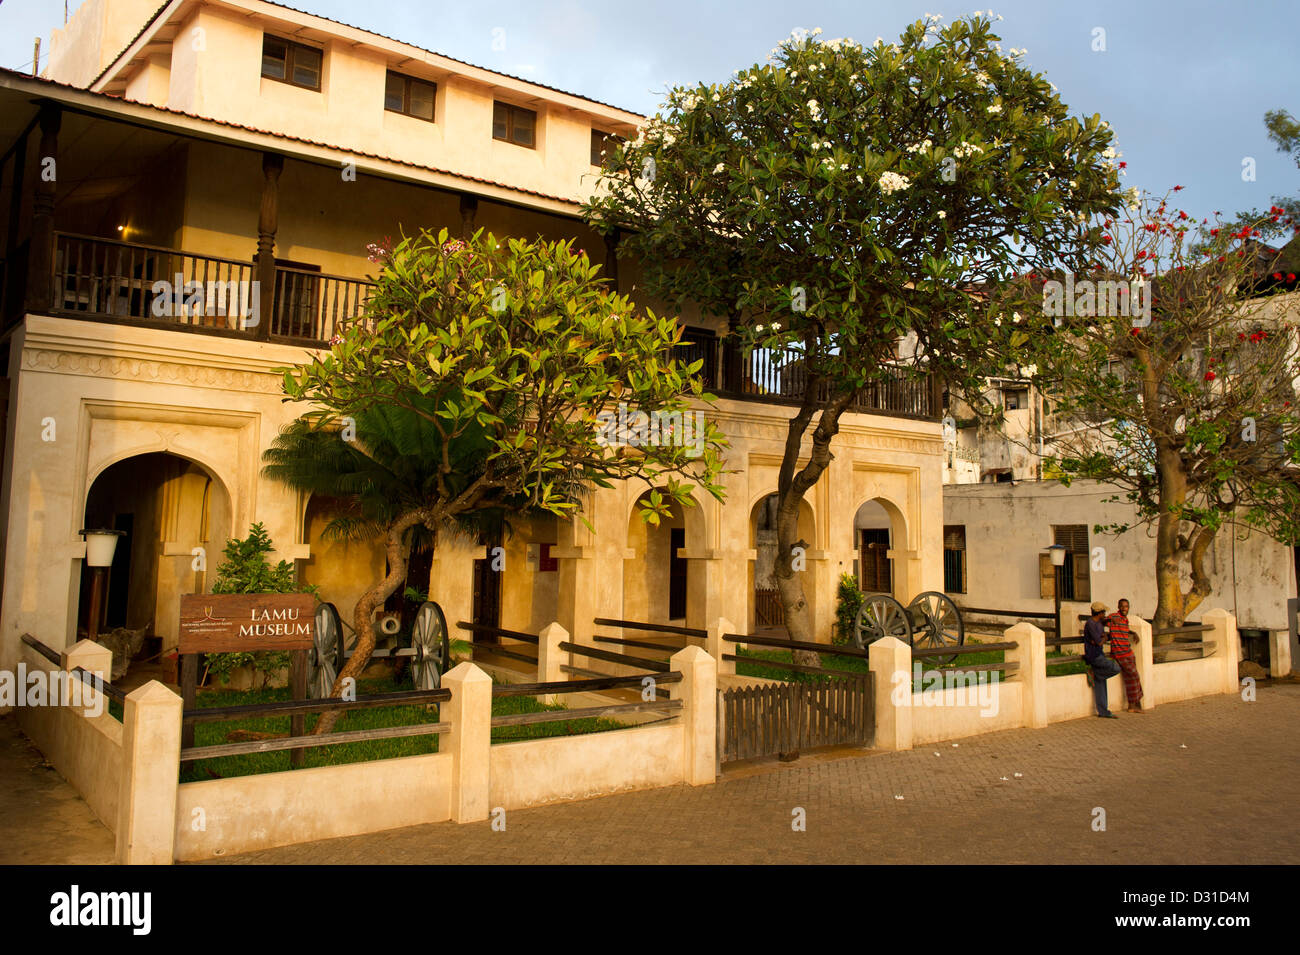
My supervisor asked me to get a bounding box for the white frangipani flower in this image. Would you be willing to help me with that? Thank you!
[878,171,912,194]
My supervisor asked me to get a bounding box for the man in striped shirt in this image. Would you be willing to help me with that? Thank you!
[1106,599,1145,713]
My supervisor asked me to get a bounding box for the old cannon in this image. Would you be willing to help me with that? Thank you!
[852,591,964,664]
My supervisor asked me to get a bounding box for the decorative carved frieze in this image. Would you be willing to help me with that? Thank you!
[22,348,284,395]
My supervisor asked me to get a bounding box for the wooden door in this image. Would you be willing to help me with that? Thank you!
[669,527,687,620]
[859,528,892,594]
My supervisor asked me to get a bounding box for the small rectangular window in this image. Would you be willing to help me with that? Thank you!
[493,101,536,148]
[943,525,967,594]
[262,35,321,91]
[385,70,436,122]
[1052,524,1091,601]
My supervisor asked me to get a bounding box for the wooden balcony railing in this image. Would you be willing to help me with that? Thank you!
[674,335,940,420]
[48,233,373,342]
[41,234,937,421]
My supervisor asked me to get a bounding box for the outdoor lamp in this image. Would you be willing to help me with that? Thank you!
[81,528,125,567]
[1044,544,1067,643]
[80,528,125,640]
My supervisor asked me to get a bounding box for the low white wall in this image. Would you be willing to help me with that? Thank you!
[911,682,1022,745]
[1150,657,1227,705]
[1046,673,1097,723]
[15,644,123,831]
[490,723,684,810]
[174,751,453,861]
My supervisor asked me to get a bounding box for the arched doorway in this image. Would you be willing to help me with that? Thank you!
[623,489,704,628]
[749,492,816,634]
[853,498,908,600]
[81,452,232,652]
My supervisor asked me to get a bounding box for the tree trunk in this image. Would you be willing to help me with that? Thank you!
[773,390,855,667]
[313,510,425,735]
[1152,446,1187,641]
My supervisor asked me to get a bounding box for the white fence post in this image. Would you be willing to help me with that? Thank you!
[1133,616,1155,710]
[1268,628,1292,678]
[442,662,491,823]
[706,617,736,676]
[537,622,569,704]
[1201,608,1240,694]
[868,636,912,751]
[116,681,182,865]
[671,645,717,785]
[1005,622,1047,729]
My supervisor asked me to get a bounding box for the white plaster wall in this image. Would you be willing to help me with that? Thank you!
[174,750,453,860]
[944,480,1295,632]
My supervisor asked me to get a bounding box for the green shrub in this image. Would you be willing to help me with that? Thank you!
[833,572,864,645]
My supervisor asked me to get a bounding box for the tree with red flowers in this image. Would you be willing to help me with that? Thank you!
[1005,192,1300,634]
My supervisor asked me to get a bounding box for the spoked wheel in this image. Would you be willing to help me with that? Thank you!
[410,601,450,692]
[907,591,964,665]
[309,602,344,699]
[853,593,913,648]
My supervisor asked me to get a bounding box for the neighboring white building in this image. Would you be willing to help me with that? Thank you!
[943,480,1297,636]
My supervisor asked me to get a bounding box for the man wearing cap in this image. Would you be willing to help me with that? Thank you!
[1084,601,1122,718]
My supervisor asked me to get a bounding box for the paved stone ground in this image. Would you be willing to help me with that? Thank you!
[0,716,115,864]
[201,684,1300,865]
[3,686,1295,865]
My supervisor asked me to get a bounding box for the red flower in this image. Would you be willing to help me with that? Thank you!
[1238,333,1247,341]
[1119,161,1128,169]
[1289,273,1297,282]
[1173,185,1184,191]
[1204,371,1216,381]
[1102,235,1113,244]
[1275,272,1284,280]
[1130,327,1141,336]
[1210,228,1219,236]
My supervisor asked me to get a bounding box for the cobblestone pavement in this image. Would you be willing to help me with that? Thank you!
[0,716,115,864]
[202,684,1300,865]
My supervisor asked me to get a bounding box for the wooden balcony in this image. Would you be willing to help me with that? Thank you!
[674,333,941,421]
[20,234,939,421]
[43,232,375,344]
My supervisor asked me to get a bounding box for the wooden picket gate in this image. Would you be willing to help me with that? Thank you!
[718,674,873,763]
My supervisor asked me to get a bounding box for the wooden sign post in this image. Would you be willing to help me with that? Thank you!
[179,593,316,767]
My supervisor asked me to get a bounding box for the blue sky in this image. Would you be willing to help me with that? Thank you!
[2,0,1296,223]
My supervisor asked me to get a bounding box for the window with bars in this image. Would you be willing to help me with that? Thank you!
[943,525,967,594]
[261,35,322,91]
[493,101,536,147]
[385,71,436,121]
[1040,524,1091,601]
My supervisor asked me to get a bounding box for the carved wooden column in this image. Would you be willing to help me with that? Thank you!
[458,193,478,240]
[254,152,283,339]
[25,103,60,315]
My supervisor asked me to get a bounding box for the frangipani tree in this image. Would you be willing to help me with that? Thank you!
[999,194,1300,633]
[278,230,725,725]
[585,14,1123,648]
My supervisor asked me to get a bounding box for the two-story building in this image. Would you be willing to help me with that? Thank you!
[0,0,948,678]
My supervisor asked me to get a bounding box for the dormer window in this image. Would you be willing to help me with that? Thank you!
[385,71,436,122]
[493,101,536,148]
[262,35,322,91]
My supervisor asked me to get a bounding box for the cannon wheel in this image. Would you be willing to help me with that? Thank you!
[308,602,344,699]
[410,601,450,692]
[853,593,912,648]
[907,591,964,665]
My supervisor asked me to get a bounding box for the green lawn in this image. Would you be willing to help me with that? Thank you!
[734,642,1090,689]
[180,672,626,782]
